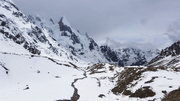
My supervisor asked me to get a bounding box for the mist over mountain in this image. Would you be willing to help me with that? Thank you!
[1,0,180,101]
[20,12,159,66]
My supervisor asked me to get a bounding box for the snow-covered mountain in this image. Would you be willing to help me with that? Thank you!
[0,0,85,63]
[0,0,107,64]
[147,40,180,68]
[27,15,106,63]
[1,0,180,101]
[27,14,160,66]
[100,45,160,66]
[0,0,160,66]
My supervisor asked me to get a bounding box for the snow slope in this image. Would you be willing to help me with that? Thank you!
[0,0,83,62]
[148,40,180,68]
[0,52,88,101]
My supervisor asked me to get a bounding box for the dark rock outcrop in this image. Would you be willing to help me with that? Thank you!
[147,40,180,67]
[100,45,157,66]
[100,46,118,62]
[59,16,72,34]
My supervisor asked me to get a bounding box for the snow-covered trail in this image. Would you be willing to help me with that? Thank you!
[71,72,87,101]
[57,71,87,101]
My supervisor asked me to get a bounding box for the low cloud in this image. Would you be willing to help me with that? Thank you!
[165,19,180,43]
[140,18,148,26]
[12,0,180,51]
[103,38,158,51]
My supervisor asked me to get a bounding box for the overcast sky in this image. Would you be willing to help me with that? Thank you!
[12,0,180,50]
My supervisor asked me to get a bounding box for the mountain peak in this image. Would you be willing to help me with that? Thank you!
[59,15,72,33]
[60,15,71,27]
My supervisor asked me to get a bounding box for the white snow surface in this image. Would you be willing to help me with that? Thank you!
[0,53,86,101]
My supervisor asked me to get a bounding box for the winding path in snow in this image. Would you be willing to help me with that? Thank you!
[57,71,87,101]
[70,72,87,101]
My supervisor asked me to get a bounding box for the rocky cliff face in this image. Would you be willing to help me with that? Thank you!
[0,0,80,62]
[147,40,180,67]
[27,15,106,63]
[100,45,160,66]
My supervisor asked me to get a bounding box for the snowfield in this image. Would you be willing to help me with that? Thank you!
[0,53,86,101]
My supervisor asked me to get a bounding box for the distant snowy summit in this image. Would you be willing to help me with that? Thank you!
[100,45,160,66]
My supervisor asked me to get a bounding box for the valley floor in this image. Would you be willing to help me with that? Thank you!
[0,53,180,101]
